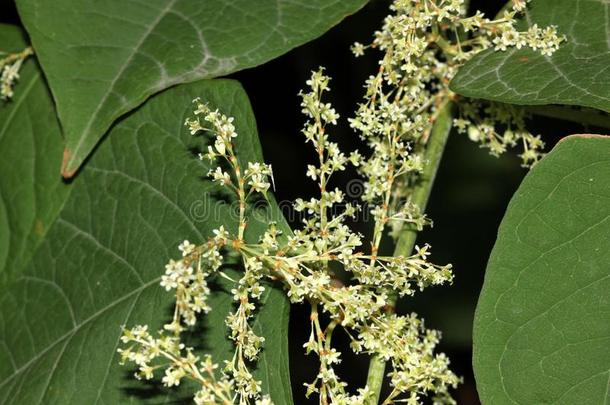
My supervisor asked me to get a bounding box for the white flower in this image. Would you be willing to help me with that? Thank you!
[178,240,195,256]
[351,42,365,57]
[209,167,231,186]
[161,367,185,387]
[213,225,229,242]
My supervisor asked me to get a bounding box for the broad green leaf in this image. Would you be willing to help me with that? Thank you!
[451,0,610,113]
[15,0,368,177]
[0,73,293,402]
[473,135,610,404]
[0,24,70,284]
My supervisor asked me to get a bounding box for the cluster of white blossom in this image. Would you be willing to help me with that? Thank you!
[351,0,563,168]
[223,256,268,401]
[118,325,234,404]
[0,46,33,100]
[119,1,564,404]
[285,69,458,404]
[119,227,263,404]
[121,101,276,405]
[120,76,457,403]
[453,99,545,166]
[359,313,455,404]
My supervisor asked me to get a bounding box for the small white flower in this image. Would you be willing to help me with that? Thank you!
[178,240,195,256]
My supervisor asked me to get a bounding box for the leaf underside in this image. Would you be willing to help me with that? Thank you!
[15,0,368,176]
[451,0,610,113]
[0,27,293,403]
[473,135,610,404]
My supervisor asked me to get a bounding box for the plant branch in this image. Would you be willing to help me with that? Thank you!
[364,101,454,404]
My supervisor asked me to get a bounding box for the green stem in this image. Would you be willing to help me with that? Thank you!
[526,105,610,129]
[394,102,453,256]
[364,101,454,404]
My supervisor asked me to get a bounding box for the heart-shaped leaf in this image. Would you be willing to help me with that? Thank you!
[473,135,610,404]
[15,0,368,177]
[0,33,293,402]
[451,0,610,113]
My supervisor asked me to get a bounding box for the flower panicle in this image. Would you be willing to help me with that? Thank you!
[119,1,564,404]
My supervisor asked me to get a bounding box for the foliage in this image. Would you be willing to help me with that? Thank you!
[0,0,608,404]
[15,0,369,176]
[451,0,610,113]
[0,36,292,403]
[473,135,610,404]
[0,25,68,288]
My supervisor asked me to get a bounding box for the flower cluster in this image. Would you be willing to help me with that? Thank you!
[453,100,545,166]
[120,79,457,403]
[0,46,33,100]
[119,1,563,404]
[351,0,563,168]
[161,237,224,331]
[121,101,276,405]
[118,325,234,404]
[223,256,268,401]
[285,70,458,404]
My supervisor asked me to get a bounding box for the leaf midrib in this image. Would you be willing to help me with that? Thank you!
[69,0,178,168]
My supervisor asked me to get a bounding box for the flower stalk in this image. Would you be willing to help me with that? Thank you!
[365,101,454,404]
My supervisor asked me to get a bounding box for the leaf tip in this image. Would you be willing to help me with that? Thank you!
[61,148,77,178]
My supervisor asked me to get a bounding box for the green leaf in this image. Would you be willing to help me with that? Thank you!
[15,0,368,177]
[0,24,70,284]
[450,0,610,113]
[473,135,610,404]
[0,24,27,54]
[0,62,293,402]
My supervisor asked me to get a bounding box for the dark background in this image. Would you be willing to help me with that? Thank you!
[1,1,599,403]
